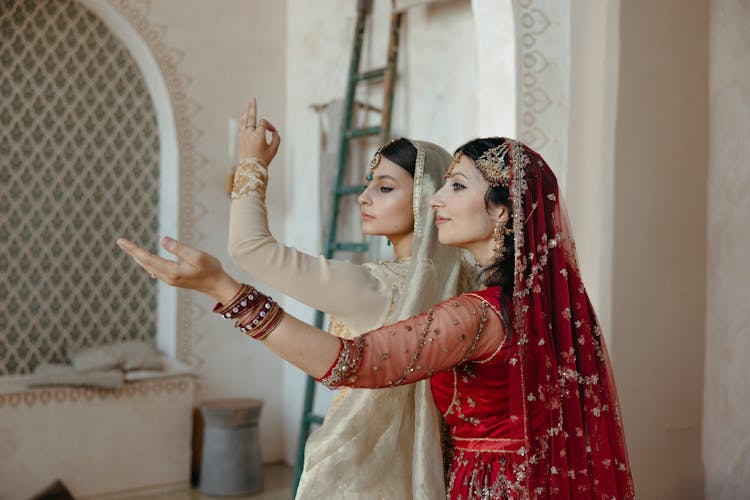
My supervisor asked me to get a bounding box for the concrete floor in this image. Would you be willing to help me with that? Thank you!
[124,464,295,500]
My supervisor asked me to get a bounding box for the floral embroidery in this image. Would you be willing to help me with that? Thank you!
[231,157,268,201]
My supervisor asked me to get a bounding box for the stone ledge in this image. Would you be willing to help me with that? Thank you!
[0,370,197,499]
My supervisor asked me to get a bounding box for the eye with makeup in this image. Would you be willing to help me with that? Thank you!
[451,181,466,191]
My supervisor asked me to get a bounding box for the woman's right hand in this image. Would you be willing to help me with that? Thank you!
[116,236,242,305]
[238,98,281,166]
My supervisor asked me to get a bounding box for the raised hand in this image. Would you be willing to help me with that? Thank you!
[238,97,281,166]
[116,237,242,304]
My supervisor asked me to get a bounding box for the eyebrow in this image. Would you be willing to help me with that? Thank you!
[446,172,470,182]
[373,174,398,182]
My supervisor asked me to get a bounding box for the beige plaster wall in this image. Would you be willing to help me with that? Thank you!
[107,0,289,462]
[613,0,709,497]
[565,0,619,341]
[512,0,619,342]
[472,0,516,136]
[704,0,750,497]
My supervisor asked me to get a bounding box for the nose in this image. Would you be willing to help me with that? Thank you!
[358,186,371,206]
[429,190,444,209]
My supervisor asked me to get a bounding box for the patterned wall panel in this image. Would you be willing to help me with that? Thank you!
[103,0,210,368]
[513,0,570,188]
[0,0,160,375]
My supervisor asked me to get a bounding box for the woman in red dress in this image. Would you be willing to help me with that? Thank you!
[120,135,635,499]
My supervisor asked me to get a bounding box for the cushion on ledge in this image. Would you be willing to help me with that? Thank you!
[28,363,124,389]
[70,340,163,372]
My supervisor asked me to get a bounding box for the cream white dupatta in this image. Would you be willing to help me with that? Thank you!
[296,140,463,499]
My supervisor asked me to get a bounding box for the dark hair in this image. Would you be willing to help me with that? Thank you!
[455,137,515,300]
[380,138,417,177]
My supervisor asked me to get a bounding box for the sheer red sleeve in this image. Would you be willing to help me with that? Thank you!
[316,294,505,389]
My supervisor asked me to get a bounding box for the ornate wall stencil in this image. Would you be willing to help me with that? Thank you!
[0,0,160,375]
[105,0,209,368]
[512,0,570,189]
[0,378,193,410]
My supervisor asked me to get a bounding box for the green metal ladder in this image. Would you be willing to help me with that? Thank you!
[292,0,403,494]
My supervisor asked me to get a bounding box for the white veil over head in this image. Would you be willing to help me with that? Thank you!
[394,139,464,320]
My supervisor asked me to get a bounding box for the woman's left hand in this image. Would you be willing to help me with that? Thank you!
[116,237,242,304]
[238,97,281,166]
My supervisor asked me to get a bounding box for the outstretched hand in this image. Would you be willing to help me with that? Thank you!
[238,97,281,166]
[116,237,242,304]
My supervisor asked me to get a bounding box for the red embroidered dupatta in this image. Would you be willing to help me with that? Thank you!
[506,140,635,498]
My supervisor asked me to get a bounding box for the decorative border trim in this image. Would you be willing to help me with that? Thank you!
[513,0,553,151]
[0,377,195,410]
[106,0,209,368]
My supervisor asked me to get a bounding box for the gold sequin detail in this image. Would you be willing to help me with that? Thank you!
[231,157,269,201]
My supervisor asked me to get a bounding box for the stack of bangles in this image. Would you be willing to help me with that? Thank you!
[213,284,284,340]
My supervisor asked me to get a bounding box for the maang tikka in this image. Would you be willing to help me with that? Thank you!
[446,142,513,188]
[475,142,512,187]
[367,138,401,247]
[368,137,400,174]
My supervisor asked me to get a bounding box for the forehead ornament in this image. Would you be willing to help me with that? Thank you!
[367,137,400,179]
[445,151,462,178]
[474,142,512,187]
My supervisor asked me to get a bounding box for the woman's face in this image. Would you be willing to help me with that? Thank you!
[357,157,415,238]
[430,154,506,260]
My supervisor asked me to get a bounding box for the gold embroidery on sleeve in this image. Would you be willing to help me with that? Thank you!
[231,157,269,201]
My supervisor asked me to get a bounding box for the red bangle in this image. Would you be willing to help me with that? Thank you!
[214,284,285,341]
[239,299,284,340]
[213,284,251,313]
[213,284,264,320]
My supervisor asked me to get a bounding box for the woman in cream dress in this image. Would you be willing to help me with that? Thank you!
[227,100,463,498]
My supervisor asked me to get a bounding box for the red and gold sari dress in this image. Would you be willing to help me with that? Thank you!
[318,140,636,499]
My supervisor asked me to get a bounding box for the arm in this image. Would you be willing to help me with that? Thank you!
[116,238,504,388]
[229,100,390,324]
[228,160,390,322]
[254,294,505,388]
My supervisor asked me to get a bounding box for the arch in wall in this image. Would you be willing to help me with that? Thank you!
[78,0,181,358]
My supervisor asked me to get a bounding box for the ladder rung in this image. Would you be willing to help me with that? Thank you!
[331,242,369,253]
[356,67,386,82]
[305,414,324,426]
[336,184,366,196]
[346,126,381,139]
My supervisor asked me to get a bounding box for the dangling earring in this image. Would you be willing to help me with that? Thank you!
[492,222,511,261]
[386,238,391,247]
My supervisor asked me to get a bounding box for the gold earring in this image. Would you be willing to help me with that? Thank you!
[492,222,511,261]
